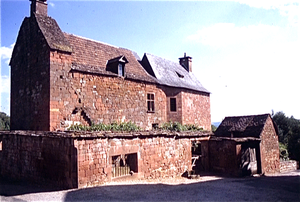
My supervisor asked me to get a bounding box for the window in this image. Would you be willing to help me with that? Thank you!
[112,153,138,178]
[118,63,124,77]
[147,93,155,112]
[176,71,184,78]
[170,98,176,112]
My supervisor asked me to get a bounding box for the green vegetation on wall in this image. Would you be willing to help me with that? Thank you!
[68,121,204,132]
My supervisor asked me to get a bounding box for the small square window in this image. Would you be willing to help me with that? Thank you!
[147,93,155,112]
[170,98,176,112]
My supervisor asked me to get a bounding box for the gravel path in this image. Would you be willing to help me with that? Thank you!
[1,171,299,201]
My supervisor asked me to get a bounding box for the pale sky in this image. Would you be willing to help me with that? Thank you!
[1,0,300,123]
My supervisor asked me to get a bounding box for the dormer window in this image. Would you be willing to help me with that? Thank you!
[106,55,128,77]
[176,71,184,78]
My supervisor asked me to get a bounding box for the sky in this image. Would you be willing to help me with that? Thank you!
[1,0,300,123]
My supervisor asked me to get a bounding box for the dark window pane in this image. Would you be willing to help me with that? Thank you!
[147,93,155,112]
[170,98,176,112]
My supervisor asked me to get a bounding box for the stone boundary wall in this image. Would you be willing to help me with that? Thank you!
[0,132,77,188]
[0,130,210,189]
[280,160,298,173]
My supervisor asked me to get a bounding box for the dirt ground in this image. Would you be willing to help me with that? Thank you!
[1,171,299,201]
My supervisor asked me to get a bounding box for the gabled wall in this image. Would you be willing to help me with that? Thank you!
[260,116,280,174]
[10,16,50,130]
[181,91,211,131]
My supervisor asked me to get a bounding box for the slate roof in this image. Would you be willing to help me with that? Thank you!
[140,53,210,93]
[64,34,157,83]
[34,14,72,53]
[214,114,276,138]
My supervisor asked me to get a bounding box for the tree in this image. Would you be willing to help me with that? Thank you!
[0,112,10,130]
[272,112,300,162]
[211,124,217,132]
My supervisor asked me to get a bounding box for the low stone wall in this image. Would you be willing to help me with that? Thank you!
[0,132,77,188]
[280,160,298,173]
[0,130,210,189]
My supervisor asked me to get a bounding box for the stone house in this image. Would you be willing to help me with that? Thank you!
[210,114,280,176]
[9,0,211,132]
[2,0,283,189]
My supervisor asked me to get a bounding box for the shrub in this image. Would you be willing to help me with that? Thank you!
[68,121,141,132]
[160,121,203,132]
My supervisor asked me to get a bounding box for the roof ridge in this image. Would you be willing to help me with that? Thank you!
[145,53,179,65]
[64,32,120,49]
[225,114,270,119]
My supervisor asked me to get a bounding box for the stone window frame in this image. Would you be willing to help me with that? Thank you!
[147,93,155,113]
[170,97,177,112]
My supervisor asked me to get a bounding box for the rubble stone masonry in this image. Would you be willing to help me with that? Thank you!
[260,116,280,173]
[49,49,168,130]
[10,16,51,131]
[0,131,210,189]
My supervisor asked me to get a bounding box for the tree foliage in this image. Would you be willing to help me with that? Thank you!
[272,111,300,162]
[211,124,217,132]
[0,112,10,130]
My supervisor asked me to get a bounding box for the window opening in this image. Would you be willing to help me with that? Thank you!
[112,153,138,178]
[152,123,159,129]
[118,63,124,77]
[147,93,155,112]
[191,141,203,173]
[170,98,177,112]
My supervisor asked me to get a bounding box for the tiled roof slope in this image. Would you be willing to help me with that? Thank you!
[214,114,276,138]
[64,33,157,83]
[34,14,72,53]
[141,53,210,93]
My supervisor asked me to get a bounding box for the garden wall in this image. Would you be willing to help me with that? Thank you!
[280,160,297,173]
[0,131,210,189]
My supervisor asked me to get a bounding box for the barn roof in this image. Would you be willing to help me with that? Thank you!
[214,114,275,138]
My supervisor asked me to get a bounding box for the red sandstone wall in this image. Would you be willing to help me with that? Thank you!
[181,91,211,131]
[166,91,182,123]
[49,50,72,131]
[0,131,211,189]
[260,116,280,174]
[75,136,198,188]
[0,133,77,188]
[10,17,50,130]
[49,54,168,131]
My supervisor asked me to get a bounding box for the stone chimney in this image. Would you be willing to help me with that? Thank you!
[179,53,192,72]
[30,0,47,16]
